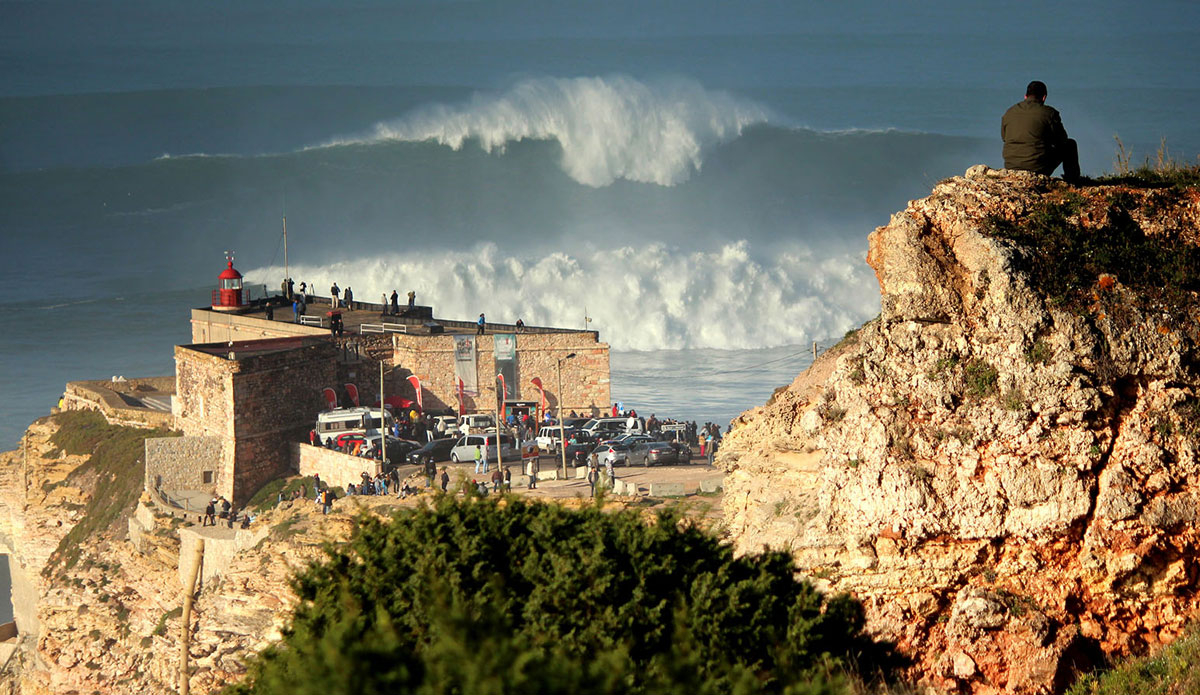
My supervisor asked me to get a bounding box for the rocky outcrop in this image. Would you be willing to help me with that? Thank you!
[721,167,1200,694]
[0,415,397,695]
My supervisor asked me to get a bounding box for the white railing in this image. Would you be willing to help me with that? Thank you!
[359,322,408,335]
[299,315,326,327]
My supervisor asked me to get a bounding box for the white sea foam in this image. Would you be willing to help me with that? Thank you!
[245,240,879,352]
[321,75,771,187]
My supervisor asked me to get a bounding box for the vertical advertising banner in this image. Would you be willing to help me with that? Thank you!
[493,333,518,403]
[453,336,478,396]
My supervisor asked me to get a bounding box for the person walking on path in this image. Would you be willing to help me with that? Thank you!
[203,497,216,527]
[344,286,353,309]
[604,457,615,487]
[477,313,486,335]
[587,464,599,497]
[527,457,539,489]
[1002,80,1080,182]
[503,467,512,491]
[408,290,416,309]
[491,467,503,493]
[390,290,399,315]
[440,467,450,492]
[474,444,484,474]
[330,283,340,308]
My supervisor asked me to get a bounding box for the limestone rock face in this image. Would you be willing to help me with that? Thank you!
[0,417,362,695]
[721,167,1200,694]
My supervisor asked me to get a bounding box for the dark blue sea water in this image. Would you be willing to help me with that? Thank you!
[3,0,1200,451]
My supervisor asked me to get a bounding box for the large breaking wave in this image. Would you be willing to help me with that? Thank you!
[322,75,771,186]
[245,241,878,352]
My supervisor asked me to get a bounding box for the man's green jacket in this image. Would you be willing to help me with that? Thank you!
[1001,98,1069,175]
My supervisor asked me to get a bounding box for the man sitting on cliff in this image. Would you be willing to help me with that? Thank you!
[1001,80,1081,183]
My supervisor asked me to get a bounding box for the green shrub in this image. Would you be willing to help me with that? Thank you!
[44,412,176,575]
[964,360,999,399]
[1067,629,1200,695]
[227,497,899,695]
[1025,340,1052,366]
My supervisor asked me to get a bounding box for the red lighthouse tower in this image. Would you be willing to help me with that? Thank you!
[212,252,246,312]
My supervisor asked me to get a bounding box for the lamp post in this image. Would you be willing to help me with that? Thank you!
[557,352,576,477]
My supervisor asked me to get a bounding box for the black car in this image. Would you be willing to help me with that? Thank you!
[407,438,456,466]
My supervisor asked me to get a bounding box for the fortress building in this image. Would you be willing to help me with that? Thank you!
[149,257,611,506]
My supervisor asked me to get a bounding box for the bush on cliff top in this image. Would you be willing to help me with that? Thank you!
[44,410,175,575]
[227,496,899,695]
[986,191,1200,313]
[1067,628,1200,695]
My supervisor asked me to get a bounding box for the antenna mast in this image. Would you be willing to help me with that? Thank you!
[282,216,289,285]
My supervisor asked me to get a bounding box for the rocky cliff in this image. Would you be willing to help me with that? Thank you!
[0,414,372,695]
[720,167,1200,694]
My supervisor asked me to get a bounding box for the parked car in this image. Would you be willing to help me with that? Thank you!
[459,413,496,435]
[334,433,420,464]
[432,415,460,438]
[580,417,644,437]
[535,425,570,453]
[406,437,457,466]
[564,431,599,461]
[593,441,632,467]
[629,439,680,466]
[450,432,516,463]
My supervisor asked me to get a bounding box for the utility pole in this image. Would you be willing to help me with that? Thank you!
[180,538,205,695]
[557,352,576,477]
[380,359,387,472]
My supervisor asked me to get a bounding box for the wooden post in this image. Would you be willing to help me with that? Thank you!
[180,538,205,695]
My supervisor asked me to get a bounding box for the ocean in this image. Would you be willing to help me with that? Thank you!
[3,0,1200,454]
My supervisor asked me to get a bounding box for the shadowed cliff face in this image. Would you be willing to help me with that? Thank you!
[720,166,1200,695]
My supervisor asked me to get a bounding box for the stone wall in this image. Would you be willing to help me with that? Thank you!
[177,526,268,587]
[61,380,173,429]
[294,443,382,491]
[145,436,223,494]
[392,332,610,415]
[174,338,339,506]
[190,309,325,344]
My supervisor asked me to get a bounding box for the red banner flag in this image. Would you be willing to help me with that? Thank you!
[322,387,337,411]
[344,383,359,407]
[407,375,423,411]
[457,378,465,418]
[530,377,545,413]
[496,373,507,405]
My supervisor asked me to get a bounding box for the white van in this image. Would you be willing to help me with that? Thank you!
[581,417,644,437]
[459,413,496,435]
[450,432,516,463]
[315,407,395,443]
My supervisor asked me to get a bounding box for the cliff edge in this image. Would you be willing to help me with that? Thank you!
[720,166,1200,694]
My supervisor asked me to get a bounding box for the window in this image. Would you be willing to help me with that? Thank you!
[202,471,214,484]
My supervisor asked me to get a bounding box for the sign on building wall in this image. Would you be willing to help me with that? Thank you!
[453,336,478,396]
[494,333,518,401]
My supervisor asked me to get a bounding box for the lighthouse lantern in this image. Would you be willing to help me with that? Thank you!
[212,253,246,311]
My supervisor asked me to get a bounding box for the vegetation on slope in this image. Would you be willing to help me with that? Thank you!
[1067,629,1200,695]
[228,496,900,695]
[985,189,1200,314]
[44,410,175,575]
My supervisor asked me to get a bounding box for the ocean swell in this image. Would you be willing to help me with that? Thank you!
[321,75,772,187]
[245,240,879,351]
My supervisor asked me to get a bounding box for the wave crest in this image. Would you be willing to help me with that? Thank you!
[323,75,771,187]
[245,241,878,351]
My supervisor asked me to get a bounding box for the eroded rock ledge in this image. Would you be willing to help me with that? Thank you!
[720,167,1200,694]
